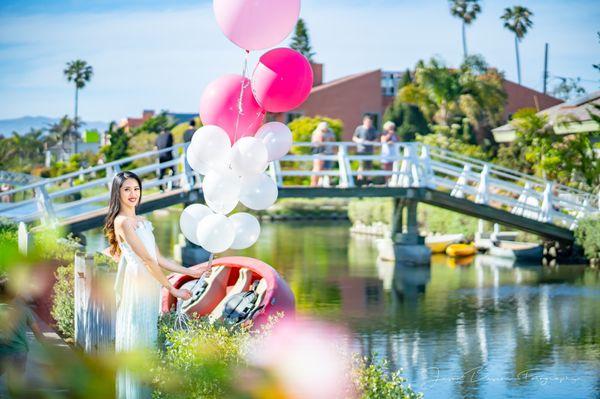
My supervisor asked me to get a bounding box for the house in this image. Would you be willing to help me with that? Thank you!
[271,63,563,140]
[492,91,600,143]
[119,110,197,132]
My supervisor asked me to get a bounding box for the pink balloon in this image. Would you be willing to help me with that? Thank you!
[213,0,301,51]
[200,74,266,144]
[251,48,314,113]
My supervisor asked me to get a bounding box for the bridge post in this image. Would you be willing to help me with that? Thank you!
[391,198,430,265]
[451,164,471,199]
[106,164,121,190]
[419,145,434,189]
[539,183,554,223]
[475,165,490,204]
[268,161,283,187]
[337,145,354,188]
[35,185,57,226]
[180,149,193,191]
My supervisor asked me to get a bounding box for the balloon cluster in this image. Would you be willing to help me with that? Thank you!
[180,0,312,254]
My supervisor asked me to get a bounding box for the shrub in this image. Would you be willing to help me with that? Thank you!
[51,262,75,339]
[348,199,393,226]
[575,215,600,261]
[287,115,344,155]
[353,356,422,399]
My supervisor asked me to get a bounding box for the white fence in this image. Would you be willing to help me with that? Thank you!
[0,142,597,231]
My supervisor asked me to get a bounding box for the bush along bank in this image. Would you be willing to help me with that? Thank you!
[348,198,480,238]
[257,198,350,221]
[575,215,600,267]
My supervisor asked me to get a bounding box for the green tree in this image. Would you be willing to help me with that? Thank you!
[501,6,533,85]
[133,111,175,136]
[48,115,78,156]
[290,18,315,62]
[398,56,506,143]
[102,122,129,162]
[552,77,587,101]
[383,70,429,141]
[63,59,93,152]
[449,0,482,59]
[0,129,46,172]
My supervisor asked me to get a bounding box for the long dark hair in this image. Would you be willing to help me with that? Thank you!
[104,171,143,258]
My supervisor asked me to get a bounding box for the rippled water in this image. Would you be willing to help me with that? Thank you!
[86,210,600,399]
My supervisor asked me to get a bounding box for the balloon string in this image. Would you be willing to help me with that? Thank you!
[234,49,251,143]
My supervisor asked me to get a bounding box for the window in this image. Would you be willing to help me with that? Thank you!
[285,112,304,123]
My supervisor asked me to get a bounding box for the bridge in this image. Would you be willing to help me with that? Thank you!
[0,142,597,243]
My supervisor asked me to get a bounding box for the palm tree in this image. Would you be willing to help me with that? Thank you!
[63,59,93,153]
[449,0,482,59]
[501,6,533,85]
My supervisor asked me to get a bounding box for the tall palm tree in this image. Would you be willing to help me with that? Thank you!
[449,0,482,59]
[501,6,533,85]
[63,59,93,153]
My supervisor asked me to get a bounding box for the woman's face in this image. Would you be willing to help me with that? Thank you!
[119,178,141,209]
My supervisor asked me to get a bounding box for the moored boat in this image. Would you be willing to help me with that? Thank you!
[425,234,465,254]
[162,256,295,328]
[489,241,542,262]
[446,243,477,257]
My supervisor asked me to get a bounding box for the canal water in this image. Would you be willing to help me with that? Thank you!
[85,208,600,399]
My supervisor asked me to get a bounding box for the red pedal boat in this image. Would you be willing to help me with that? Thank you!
[162,256,295,327]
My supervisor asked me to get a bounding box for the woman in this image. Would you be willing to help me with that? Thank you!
[104,171,209,398]
[380,121,399,183]
[310,122,326,187]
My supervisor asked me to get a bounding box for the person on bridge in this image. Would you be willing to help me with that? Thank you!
[311,122,336,187]
[183,119,198,187]
[154,129,176,192]
[352,115,379,184]
[104,171,211,398]
[380,121,399,183]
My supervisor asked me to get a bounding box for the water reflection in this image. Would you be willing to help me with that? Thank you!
[85,212,600,399]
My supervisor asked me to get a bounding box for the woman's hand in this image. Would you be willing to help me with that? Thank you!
[170,287,192,300]
[188,264,212,278]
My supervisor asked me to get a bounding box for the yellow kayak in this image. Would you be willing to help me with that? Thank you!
[446,243,477,257]
[425,234,465,254]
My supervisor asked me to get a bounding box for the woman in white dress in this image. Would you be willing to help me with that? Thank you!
[104,171,209,398]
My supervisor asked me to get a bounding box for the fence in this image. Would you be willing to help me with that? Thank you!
[74,253,116,354]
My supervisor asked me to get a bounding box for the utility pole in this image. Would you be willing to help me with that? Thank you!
[543,43,549,94]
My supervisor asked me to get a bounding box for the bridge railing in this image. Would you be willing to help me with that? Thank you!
[0,141,597,231]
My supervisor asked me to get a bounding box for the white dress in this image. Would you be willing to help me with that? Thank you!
[114,219,161,399]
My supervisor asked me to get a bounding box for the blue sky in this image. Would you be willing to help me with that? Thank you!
[0,0,598,122]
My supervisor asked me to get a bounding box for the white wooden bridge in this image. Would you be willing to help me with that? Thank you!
[0,142,597,242]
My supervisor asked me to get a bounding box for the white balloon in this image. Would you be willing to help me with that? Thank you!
[196,213,235,253]
[202,169,240,214]
[179,204,213,245]
[240,173,278,210]
[229,212,261,249]
[255,122,293,161]
[190,125,232,171]
[230,137,268,177]
[186,145,210,175]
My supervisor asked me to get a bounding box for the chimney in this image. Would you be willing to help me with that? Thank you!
[310,63,323,87]
[142,110,155,119]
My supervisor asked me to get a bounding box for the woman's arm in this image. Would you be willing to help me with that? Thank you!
[155,245,209,278]
[119,219,191,299]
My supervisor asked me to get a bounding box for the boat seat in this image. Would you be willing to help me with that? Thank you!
[180,265,231,317]
[208,268,252,323]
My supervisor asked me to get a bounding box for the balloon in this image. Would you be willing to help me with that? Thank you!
[251,48,313,113]
[240,173,278,210]
[180,204,213,245]
[200,75,266,144]
[229,212,261,249]
[186,145,210,175]
[230,137,268,177]
[213,0,301,51]
[255,122,293,161]
[189,125,231,172]
[196,213,235,253]
[202,169,241,214]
